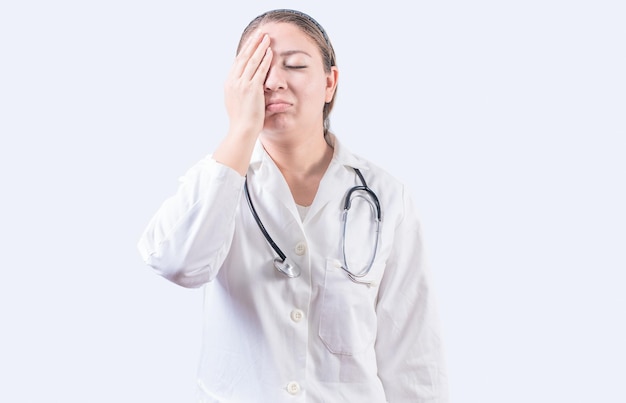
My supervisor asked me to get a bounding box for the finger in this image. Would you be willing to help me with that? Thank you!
[251,47,272,85]
[240,34,271,81]
[231,32,267,79]
[238,30,263,56]
[229,32,261,79]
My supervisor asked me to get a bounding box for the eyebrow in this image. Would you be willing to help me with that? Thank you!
[278,50,313,58]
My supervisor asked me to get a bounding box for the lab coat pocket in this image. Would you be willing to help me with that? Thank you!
[318,258,378,355]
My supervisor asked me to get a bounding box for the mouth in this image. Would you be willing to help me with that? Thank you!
[265,100,292,113]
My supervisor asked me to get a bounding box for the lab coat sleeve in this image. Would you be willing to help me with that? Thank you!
[137,156,245,288]
[375,185,449,402]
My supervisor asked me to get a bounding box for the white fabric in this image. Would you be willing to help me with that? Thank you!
[138,133,448,402]
[295,204,310,221]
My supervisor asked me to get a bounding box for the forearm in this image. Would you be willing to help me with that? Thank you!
[212,127,258,176]
[137,157,245,288]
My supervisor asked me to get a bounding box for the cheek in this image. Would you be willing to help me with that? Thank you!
[298,77,330,104]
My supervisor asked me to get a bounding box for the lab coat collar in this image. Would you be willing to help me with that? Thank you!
[247,132,370,224]
[249,132,369,172]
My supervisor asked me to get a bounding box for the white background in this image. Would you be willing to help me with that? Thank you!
[1,1,624,402]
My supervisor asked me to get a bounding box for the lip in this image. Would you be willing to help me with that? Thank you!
[265,99,292,113]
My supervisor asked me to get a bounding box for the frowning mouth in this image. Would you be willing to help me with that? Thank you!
[265,100,292,113]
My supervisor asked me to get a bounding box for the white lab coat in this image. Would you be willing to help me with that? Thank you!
[138,133,448,402]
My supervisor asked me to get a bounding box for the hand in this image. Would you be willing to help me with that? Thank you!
[224,33,273,138]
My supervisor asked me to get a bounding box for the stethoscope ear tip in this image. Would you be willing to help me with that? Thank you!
[274,258,301,278]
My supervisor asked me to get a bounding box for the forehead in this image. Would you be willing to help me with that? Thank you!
[258,22,320,56]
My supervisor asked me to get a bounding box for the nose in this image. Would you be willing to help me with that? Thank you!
[264,65,287,92]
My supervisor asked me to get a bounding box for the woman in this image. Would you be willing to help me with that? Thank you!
[138,9,448,402]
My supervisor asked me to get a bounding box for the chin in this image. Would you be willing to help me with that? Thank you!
[263,115,294,133]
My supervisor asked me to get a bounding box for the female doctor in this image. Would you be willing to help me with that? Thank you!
[138,9,448,403]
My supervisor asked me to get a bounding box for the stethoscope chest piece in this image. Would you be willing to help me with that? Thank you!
[273,257,300,278]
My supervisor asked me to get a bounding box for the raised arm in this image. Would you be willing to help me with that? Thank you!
[214,32,272,175]
[137,32,273,287]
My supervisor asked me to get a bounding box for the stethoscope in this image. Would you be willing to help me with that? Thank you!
[244,168,381,286]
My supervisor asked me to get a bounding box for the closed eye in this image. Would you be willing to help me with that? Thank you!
[285,65,307,69]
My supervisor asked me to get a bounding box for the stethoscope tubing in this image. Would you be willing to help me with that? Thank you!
[244,168,381,284]
[243,179,287,262]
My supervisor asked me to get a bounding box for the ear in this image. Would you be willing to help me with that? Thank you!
[325,66,339,103]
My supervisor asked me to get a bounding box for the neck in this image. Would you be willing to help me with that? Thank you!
[260,129,333,206]
[261,128,332,176]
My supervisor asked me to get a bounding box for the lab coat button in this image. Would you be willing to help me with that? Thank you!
[287,381,300,395]
[294,241,307,256]
[290,309,304,323]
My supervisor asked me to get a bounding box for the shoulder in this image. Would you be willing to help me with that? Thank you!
[344,150,405,195]
[329,132,405,192]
